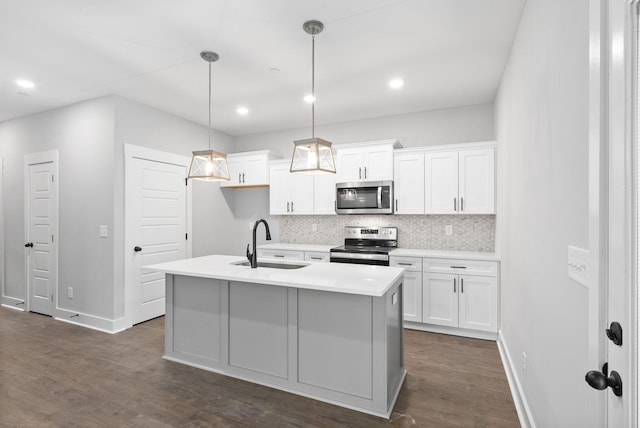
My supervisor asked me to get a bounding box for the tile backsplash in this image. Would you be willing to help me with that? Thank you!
[279,215,495,251]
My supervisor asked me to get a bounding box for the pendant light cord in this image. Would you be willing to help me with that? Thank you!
[311,33,315,139]
[208,61,212,150]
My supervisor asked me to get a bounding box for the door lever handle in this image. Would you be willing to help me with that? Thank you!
[24,242,33,248]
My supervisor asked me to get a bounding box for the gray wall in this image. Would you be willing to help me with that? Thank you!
[0,97,116,318]
[495,0,596,425]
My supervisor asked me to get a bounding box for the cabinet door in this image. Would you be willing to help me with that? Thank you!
[221,157,245,187]
[290,173,314,214]
[258,249,305,260]
[425,151,459,214]
[422,273,458,327]
[336,149,364,183]
[269,163,291,215]
[402,271,423,323]
[363,145,394,181]
[314,173,337,215]
[458,275,498,332]
[243,154,269,186]
[393,152,425,214]
[458,149,495,214]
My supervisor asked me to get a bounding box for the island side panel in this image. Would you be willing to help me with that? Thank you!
[297,289,374,400]
[166,274,224,367]
[385,280,404,403]
[228,281,289,379]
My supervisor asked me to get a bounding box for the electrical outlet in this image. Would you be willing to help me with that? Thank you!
[522,352,527,377]
[568,245,588,286]
[312,224,318,232]
[67,287,73,299]
[99,225,108,238]
[445,225,453,236]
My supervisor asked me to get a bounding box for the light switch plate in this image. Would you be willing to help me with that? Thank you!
[568,245,588,287]
[99,225,108,238]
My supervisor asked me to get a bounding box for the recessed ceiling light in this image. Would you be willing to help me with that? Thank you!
[304,94,316,103]
[389,78,404,89]
[237,106,249,115]
[16,79,35,89]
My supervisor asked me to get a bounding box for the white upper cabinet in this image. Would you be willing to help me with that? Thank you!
[458,149,495,214]
[221,150,281,188]
[424,145,495,214]
[313,172,337,215]
[393,151,426,214]
[335,140,400,183]
[269,161,314,215]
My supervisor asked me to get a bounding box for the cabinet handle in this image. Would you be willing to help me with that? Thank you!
[450,266,467,269]
[397,262,412,266]
[238,173,242,183]
[287,202,290,213]
[454,278,457,293]
[291,201,294,212]
[310,256,322,260]
[461,278,464,293]
[454,198,457,211]
[461,197,464,211]
[395,199,398,212]
[359,167,362,179]
[274,255,285,258]
[364,166,367,179]
[242,173,245,183]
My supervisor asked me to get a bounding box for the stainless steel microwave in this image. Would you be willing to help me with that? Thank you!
[335,181,394,215]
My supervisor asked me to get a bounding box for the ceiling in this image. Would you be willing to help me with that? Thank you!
[0,0,525,137]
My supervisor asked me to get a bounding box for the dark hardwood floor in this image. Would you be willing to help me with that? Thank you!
[0,307,519,427]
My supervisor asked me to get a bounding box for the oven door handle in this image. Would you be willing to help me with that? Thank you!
[330,252,389,262]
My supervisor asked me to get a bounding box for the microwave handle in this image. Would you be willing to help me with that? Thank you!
[377,186,382,208]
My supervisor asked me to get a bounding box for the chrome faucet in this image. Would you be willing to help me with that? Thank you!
[246,219,271,268]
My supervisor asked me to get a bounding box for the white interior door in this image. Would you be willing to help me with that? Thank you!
[125,145,191,325]
[24,151,58,316]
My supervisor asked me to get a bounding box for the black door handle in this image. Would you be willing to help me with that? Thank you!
[134,246,142,252]
[24,242,33,248]
[585,363,623,397]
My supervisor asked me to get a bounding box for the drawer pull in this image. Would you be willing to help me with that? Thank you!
[450,265,467,269]
[310,256,322,260]
[397,262,413,266]
[274,255,285,258]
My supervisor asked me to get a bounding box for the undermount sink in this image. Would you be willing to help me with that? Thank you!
[232,260,309,270]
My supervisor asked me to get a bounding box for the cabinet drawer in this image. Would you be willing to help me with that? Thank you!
[258,249,305,261]
[389,256,422,271]
[304,252,330,262]
[423,258,497,277]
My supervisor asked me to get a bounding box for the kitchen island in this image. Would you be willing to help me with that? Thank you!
[145,254,406,418]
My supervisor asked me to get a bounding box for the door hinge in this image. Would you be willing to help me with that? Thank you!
[51,175,54,183]
[52,234,54,243]
[185,178,188,186]
[50,294,53,302]
[185,233,188,240]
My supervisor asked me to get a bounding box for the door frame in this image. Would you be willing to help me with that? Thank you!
[123,144,192,328]
[23,150,59,314]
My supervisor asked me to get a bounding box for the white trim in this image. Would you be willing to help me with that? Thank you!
[55,308,129,334]
[497,329,536,428]
[393,140,497,155]
[23,150,59,315]
[333,138,402,150]
[403,322,498,341]
[2,302,25,311]
[123,144,192,328]
[0,157,5,306]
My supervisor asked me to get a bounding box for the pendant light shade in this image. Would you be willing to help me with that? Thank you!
[188,51,230,181]
[290,20,336,175]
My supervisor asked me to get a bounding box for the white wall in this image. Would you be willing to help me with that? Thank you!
[0,97,116,318]
[495,0,597,425]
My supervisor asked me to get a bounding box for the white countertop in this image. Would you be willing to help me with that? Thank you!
[258,243,337,252]
[145,254,404,297]
[390,248,500,261]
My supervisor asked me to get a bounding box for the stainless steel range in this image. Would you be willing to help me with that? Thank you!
[329,226,398,266]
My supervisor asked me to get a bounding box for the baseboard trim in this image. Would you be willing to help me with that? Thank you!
[55,308,129,334]
[2,296,26,311]
[497,329,536,428]
[404,321,498,341]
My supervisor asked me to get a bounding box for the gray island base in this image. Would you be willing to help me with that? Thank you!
[148,255,406,419]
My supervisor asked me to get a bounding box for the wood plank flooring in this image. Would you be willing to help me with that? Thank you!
[0,307,519,427]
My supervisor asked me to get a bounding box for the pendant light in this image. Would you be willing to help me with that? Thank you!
[290,20,336,175]
[187,51,230,181]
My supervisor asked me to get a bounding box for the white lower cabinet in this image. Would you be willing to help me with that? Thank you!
[257,249,305,260]
[393,255,499,337]
[422,273,498,333]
